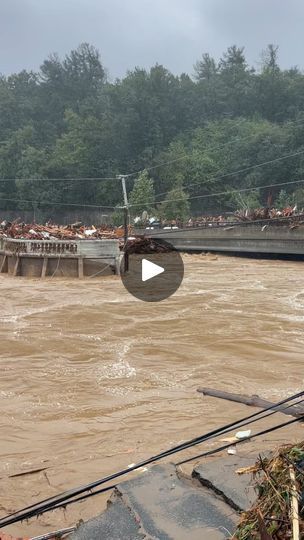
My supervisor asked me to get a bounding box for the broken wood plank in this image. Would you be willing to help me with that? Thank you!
[9,465,50,478]
[289,465,300,540]
[197,388,304,418]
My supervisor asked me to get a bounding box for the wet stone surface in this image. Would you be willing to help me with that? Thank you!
[193,456,259,511]
[69,464,239,540]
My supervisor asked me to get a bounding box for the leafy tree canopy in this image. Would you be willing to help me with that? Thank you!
[1,42,304,220]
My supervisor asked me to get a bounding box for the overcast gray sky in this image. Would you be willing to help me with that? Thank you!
[0,0,303,78]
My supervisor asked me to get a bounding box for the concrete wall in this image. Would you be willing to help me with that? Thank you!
[140,224,304,255]
[0,238,122,278]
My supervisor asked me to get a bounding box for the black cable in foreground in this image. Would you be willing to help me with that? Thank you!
[177,414,304,465]
[0,390,303,528]
[32,396,304,509]
[48,412,304,513]
[18,409,304,519]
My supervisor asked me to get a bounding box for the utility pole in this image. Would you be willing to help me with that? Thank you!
[117,175,129,272]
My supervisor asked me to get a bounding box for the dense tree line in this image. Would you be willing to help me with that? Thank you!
[1,42,304,221]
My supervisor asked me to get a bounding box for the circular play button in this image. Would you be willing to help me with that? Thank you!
[121,240,184,302]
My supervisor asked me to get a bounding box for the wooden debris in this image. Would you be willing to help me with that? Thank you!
[182,208,303,227]
[197,387,304,418]
[234,206,299,222]
[8,465,50,478]
[125,237,172,254]
[236,465,260,476]
[0,220,125,241]
[0,221,169,255]
[289,465,300,540]
[257,510,272,540]
[233,442,304,539]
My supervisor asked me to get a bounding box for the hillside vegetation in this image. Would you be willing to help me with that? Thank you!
[1,43,304,220]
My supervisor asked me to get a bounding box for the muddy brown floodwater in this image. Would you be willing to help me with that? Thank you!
[1,254,304,537]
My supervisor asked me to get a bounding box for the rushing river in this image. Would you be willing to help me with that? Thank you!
[1,254,304,537]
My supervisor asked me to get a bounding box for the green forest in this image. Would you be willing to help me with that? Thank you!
[1,42,304,221]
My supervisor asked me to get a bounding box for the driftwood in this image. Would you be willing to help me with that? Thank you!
[289,465,300,540]
[197,388,304,418]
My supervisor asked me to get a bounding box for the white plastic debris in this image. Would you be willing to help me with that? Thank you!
[220,436,238,444]
[227,446,237,455]
[235,430,251,440]
[128,463,148,473]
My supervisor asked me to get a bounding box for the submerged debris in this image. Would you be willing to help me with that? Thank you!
[233,442,304,539]
[125,237,172,254]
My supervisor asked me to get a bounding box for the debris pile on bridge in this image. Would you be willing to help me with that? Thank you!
[0,220,125,240]
[234,206,300,222]
[185,215,227,227]
[233,441,304,540]
[184,207,302,227]
[0,220,172,256]
[125,237,172,254]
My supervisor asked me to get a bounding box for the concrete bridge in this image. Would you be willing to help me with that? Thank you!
[138,221,304,256]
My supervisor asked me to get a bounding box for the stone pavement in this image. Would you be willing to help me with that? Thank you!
[69,456,259,540]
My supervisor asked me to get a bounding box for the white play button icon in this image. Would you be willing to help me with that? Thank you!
[120,240,184,302]
[142,259,164,282]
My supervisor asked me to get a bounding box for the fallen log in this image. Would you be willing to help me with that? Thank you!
[197,388,304,418]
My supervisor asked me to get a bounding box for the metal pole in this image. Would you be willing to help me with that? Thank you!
[120,175,128,207]
[118,175,129,273]
[123,206,129,272]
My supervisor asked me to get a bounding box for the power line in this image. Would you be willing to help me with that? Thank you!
[3,174,304,216]
[178,177,304,205]
[1,117,304,191]
[5,158,302,212]
[129,178,304,209]
[50,400,304,511]
[130,177,304,209]
[1,114,304,187]
[0,176,118,184]
[142,148,304,205]
[0,197,115,210]
[176,414,304,466]
[177,148,304,198]
[54,395,304,510]
[4,399,304,522]
[0,391,302,527]
[123,115,304,179]
[149,211,304,238]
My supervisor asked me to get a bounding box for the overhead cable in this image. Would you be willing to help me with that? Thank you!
[129,177,304,209]
[0,391,302,527]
